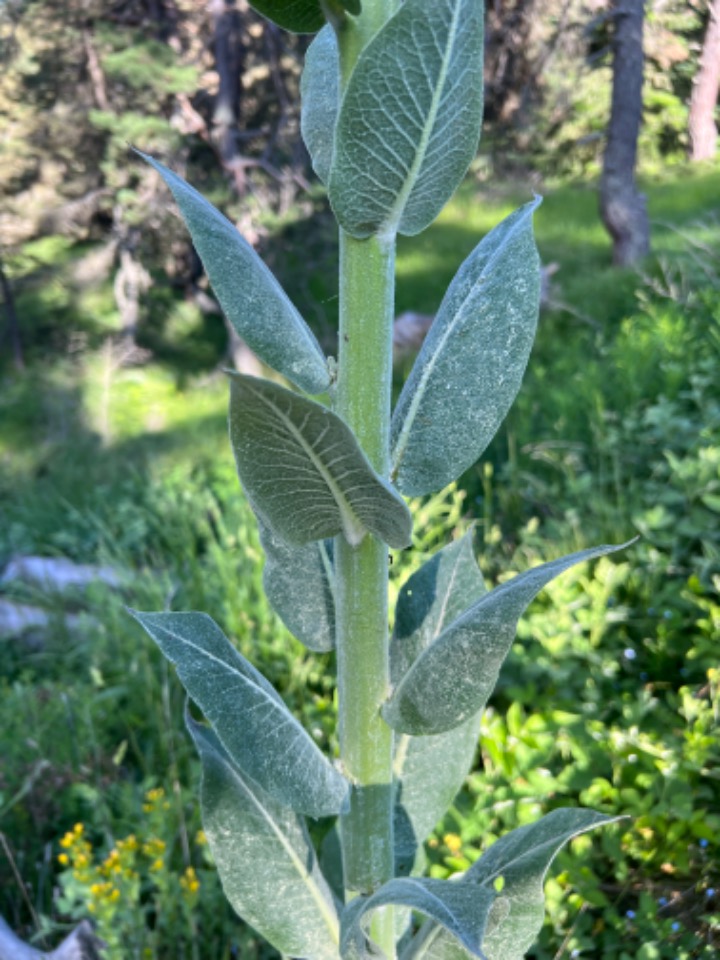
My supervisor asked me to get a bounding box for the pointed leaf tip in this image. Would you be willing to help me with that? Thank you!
[229,374,412,549]
[135,150,329,394]
[132,610,349,818]
[383,540,635,735]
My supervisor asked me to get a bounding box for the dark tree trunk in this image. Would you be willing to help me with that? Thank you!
[210,0,245,193]
[689,0,720,161]
[599,0,650,267]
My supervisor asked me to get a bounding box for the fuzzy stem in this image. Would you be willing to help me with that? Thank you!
[333,1,400,950]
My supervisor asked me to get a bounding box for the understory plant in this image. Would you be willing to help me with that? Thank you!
[132,1,630,957]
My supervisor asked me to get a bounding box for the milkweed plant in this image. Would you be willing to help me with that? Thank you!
[132,1,630,957]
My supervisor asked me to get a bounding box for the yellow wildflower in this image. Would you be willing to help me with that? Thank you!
[443,833,462,855]
[58,853,69,866]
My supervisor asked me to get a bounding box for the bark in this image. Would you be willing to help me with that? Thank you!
[209,0,246,193]
[599,0,650,266]
[689,0,720,161]
[81,26,109,111]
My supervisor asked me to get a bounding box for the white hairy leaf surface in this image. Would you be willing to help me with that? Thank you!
[391,199,542,496]
[138,152,330,395]
[392,532,486,873]
[301,25,339,184]
[328,0,484,239]
[341,877,494,960]
[259,518,336,652]
[229,373,412,549]
[131,610,349,818]
[187,717,340,960]
[383,542,635,735]
[407,809,624,960]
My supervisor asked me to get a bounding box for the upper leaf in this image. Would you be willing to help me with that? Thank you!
[341,877,494,960]
[187,716,341,960]
[131,610,349,818]
[137,152,330,395]
[328,0,484,239]
[382,542,635,735]
[391,199,542,496]
[247,0,325,33]
[229,373,412,549]
[300,26,339,184]
[259,518,335,652]
[407,809,624,960]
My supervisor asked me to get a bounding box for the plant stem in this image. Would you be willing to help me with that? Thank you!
[335,232,395,895]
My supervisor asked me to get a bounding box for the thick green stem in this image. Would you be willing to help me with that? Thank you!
[334,5,400,953]
[335,231,395,895]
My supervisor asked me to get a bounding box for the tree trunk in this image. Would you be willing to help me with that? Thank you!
[689,0,720,161]
[599,0,650,266]
[210,0,246,193]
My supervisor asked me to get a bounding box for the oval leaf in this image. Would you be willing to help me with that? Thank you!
[328,0,484,239]
[247,0,325,33]
[383,542,635,735]
[187,716,340,960]
[393,532,486,874]
[259,518,336,652]
[391,199,542,496]
[137,151,330,395]
[131,610,349,817]
[229,373,412,549]
[341,878,494,960]
[301,25,339,184]
[407,809,625,960]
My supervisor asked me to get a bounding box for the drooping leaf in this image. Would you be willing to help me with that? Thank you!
[406,809,625,960]
[392,533,486,874]
[341,877,493,960]
[229,373,412,549]
[383,542,635,735]
[246,0,325,33]
[391,199,542,496]
[300,26,339,184]
[187,715,341,960]
[137,152,330,395]
[131,610,349,818]
[328,0,484,239]
[259,518,335,652]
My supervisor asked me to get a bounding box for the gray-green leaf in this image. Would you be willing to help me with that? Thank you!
[137,152,330,395]
[341,878,494,960]
[229,373,412,549]
[131,610,348,817]
[187,716,340,960]
[408,809,624,960]
[259,518,335,652]
[301,26,339,184]
[393,533,486,873]
[383,542,634,735]
[247,0,325,33]
[391,199,542,496]
[328,0,484,239]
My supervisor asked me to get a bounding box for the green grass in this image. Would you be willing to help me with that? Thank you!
[1,165,720,957]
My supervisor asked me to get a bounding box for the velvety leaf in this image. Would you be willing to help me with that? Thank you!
[247,0,325,33]
[300,26,339,184]
[187,716,341,960]
[383,542,635,735]
[259,518,335,652]
[341,878,494,960]
[229,373,412,549]
[138,152,330,395]
[328,0,484,239]
[408,809,624,960]
[392,533,486,873]
[131,610,349,817]
[391,530,486,683]
[391,200,542,496]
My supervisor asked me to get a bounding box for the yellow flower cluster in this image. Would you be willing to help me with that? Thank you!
[58,824,93,881]
[179,866,200,901]
[142,786,171,814]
